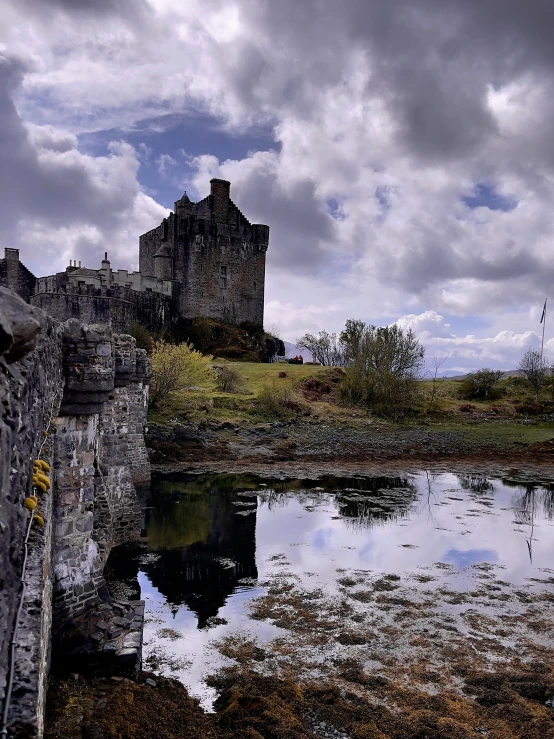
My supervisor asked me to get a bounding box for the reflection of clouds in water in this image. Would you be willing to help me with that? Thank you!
[127,470,554,709]
[312,527,334,550]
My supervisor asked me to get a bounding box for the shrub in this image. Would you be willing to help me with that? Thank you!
[150,340,216,408]
[216,366,243,393]
[514,401,552,416]
[339,325,425,416]
[503,376,529,396]
[459,403,477,413]
[301,377,332,401]
[126,322,155,353]
[257,380,297,417]
[457,369,504,400]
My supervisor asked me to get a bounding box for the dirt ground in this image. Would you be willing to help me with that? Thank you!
[147,417,554,473]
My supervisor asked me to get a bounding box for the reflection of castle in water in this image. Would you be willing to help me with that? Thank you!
[142,482,258,628]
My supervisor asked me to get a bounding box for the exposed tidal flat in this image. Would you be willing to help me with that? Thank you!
[46,469,554,738]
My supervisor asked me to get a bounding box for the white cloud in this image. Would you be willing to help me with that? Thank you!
[395,311,547,372]
[2,0,554,369]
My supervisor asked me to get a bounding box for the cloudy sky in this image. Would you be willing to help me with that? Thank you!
[2,0,554,372]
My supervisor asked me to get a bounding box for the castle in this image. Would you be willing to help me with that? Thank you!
[0,179,269,332]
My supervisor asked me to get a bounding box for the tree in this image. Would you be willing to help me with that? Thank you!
[426,352,450,411]
[296,330,345,366]
[457,368,504,401]
[149,340,216,407]
[340,323,425,414]
[519,348,547,400]
[339,319,366,365]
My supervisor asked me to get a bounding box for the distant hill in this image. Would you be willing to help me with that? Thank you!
[436,369,524,380]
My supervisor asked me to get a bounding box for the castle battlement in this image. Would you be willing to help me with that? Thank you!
[0,178,269,332]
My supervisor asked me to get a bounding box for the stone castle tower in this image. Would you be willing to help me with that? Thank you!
[0,179,270,331]
[140,178,269,325]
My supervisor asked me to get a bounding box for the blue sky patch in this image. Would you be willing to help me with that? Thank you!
[78,112,277,208]
[326,198,345,221]
[442,548,498,569]
[462,183,517,212]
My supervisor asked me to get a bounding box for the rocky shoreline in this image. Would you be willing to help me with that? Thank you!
[147,417,554,474]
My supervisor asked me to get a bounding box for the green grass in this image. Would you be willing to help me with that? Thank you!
[148,361,333,425]
[421,419,554,447]
[211,361,327,396]
[148,362,554,444]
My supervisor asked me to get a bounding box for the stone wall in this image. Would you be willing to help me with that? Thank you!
[31,283,173,334]
[0,288,62,739]
[0,287,152,738]
[53,328,151,625]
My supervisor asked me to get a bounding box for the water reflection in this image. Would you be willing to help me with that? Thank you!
[141,476,259,627]
[457,474,495,495]
[107,470,554,630]
[334,476,418,528]
[104,470,554,709]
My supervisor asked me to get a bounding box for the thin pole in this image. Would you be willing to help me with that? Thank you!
[541,298,547,365]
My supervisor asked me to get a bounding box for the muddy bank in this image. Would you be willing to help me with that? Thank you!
[45,656,554,739]
[146,419,554,472]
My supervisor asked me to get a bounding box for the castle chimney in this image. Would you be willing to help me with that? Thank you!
[210,178,230,224]
[4,248,19,262]
[100,252,111,286]
[4,249,20,293]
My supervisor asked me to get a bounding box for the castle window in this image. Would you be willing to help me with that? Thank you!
[146,287,152,292]
[220,266,228,289]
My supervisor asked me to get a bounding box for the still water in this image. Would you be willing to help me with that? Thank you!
[106,471,554,709]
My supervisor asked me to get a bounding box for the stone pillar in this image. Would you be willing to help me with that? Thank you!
[53,322,116,621]
[52,414,103,621]
[130,349,152,486]
[59,320,114,416]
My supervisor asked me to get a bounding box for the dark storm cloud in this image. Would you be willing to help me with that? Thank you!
[15,0,147,14]
[232,170,337,271]
[0,54,142,269]
[237,0,554,161]
[0,57,128,229]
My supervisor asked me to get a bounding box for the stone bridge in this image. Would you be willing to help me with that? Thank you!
[0,287,151,738]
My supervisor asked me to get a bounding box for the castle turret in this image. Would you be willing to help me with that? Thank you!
[153,243,173,280]
[174,192,192,218]
[210,178,230,224]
